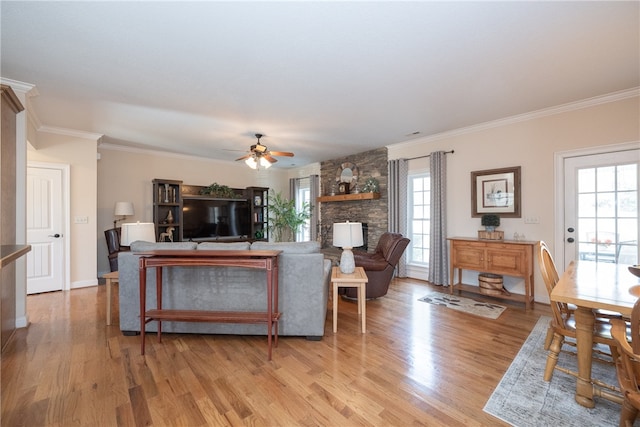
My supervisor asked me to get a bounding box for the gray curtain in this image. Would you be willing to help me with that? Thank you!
[428,151,449,286]
[289,178,296,200]
[309,174,319,242]
[388,159,409,277]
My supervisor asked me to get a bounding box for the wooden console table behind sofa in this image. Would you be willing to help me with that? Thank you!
[137,249,282,360]
[447,237,536,310]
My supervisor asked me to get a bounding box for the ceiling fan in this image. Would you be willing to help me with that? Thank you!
[235,134,294,169]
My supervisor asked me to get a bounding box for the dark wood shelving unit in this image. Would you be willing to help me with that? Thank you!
[246,187,269,241]
[152,179,183,242]
[152,181,269,243]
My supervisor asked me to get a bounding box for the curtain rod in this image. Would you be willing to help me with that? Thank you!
[407,150,455,161]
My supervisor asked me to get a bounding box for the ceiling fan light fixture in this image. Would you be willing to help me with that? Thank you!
[245,157,258,169]
[237,133,293,169]
[260,157,272,169]
[244,154,272,170]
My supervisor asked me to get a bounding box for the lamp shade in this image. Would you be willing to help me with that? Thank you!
[114,202,134,216]
[120,222,156,246]
[333,222,363,248]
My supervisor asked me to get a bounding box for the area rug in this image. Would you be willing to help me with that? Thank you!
[418,292,506,319]
[483,316,624,427]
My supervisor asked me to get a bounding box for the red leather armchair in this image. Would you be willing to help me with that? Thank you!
[343,232,410,299]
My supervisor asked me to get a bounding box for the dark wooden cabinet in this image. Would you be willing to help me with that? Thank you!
[246,187,269,241]
[152,179,183,242]
[152,180,269,243]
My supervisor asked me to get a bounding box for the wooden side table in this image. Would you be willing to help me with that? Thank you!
[103,271,119,325]
[137,250,281,360]
[331,266,368,333]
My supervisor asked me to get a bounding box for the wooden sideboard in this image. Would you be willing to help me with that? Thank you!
[448,237,537,310]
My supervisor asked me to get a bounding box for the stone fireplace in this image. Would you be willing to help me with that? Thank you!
[319,147,388,253]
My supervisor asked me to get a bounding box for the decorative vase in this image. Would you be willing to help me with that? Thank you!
[164,183,170,203]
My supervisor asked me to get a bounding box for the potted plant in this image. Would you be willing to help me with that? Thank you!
[199,182,240,199]
[267,191,312,242]
[481,214,500,232]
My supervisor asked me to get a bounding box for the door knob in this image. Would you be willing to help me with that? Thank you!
[48,233,62,238]
[567,227,574,233]
[567,237,575,243]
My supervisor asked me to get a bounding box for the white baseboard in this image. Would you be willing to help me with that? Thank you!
[16,315,28,328]
[406,264,429,282]
[71,279,98,289]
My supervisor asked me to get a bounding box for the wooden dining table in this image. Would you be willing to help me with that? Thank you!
[550,260,640,408]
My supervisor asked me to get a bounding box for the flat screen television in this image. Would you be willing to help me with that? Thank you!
[182,197,250,241]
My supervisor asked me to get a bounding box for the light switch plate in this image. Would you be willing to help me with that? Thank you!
[74,216,89,224]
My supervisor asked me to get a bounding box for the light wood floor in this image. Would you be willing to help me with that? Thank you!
[1,277,550,426]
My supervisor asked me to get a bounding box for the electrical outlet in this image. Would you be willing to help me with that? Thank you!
[74,216,89,224]
[524,216,539,224]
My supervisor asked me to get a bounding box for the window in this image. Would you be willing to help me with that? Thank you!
[408,173,430,266]
[577,163,638,265]
[295,177,311,242]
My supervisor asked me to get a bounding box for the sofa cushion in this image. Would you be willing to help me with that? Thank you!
[130,241,197,252]
[198,242,251,251]
[251,241,320,254]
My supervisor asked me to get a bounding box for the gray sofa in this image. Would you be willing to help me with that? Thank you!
[118,240,331,339]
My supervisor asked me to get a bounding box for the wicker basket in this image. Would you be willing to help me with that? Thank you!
[478,230,504,240]
[478,273,508,296]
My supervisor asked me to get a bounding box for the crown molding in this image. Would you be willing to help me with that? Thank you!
[1,78,42,129]
[99,142,235,165]
[388,87,640,151]
[38,125,103,141]
[0,78,37,96]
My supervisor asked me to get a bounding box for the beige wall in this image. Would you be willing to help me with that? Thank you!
[96,147,290,275]
[22,92,640,305]
[27,131,99,289]
[388,94,640,302]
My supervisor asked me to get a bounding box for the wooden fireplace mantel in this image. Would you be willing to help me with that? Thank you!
[316,192,380,203]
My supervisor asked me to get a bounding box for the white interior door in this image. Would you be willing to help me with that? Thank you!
[563,149,639,269]
[26,166,65,294]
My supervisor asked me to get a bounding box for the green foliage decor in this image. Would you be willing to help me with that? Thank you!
[199,182,240,199]
[268,190,312,242]
[362,178,380,193]
[481,214,500,227]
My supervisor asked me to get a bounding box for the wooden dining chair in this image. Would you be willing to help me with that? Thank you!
[538,241,618,382]
[610,298,640,427]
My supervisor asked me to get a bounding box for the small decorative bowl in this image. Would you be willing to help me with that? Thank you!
[629,265,640,278]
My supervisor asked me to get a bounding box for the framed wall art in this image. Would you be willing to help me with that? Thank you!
[471,166,521,218]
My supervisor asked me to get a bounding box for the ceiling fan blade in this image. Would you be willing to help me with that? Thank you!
[263,154,278,163]
[269,151,294,157]
[235,153,252,161]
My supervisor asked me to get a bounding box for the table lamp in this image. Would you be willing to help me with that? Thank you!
[333,221,363,274]
[120,222,156,246]
[113,201,134,229]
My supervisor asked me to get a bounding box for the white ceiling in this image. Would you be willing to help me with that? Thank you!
[1,1,638,168]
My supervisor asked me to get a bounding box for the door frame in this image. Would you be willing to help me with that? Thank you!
[27,161,71,291]
[554,141,640,268]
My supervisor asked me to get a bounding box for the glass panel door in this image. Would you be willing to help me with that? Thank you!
[564,149,639,267]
